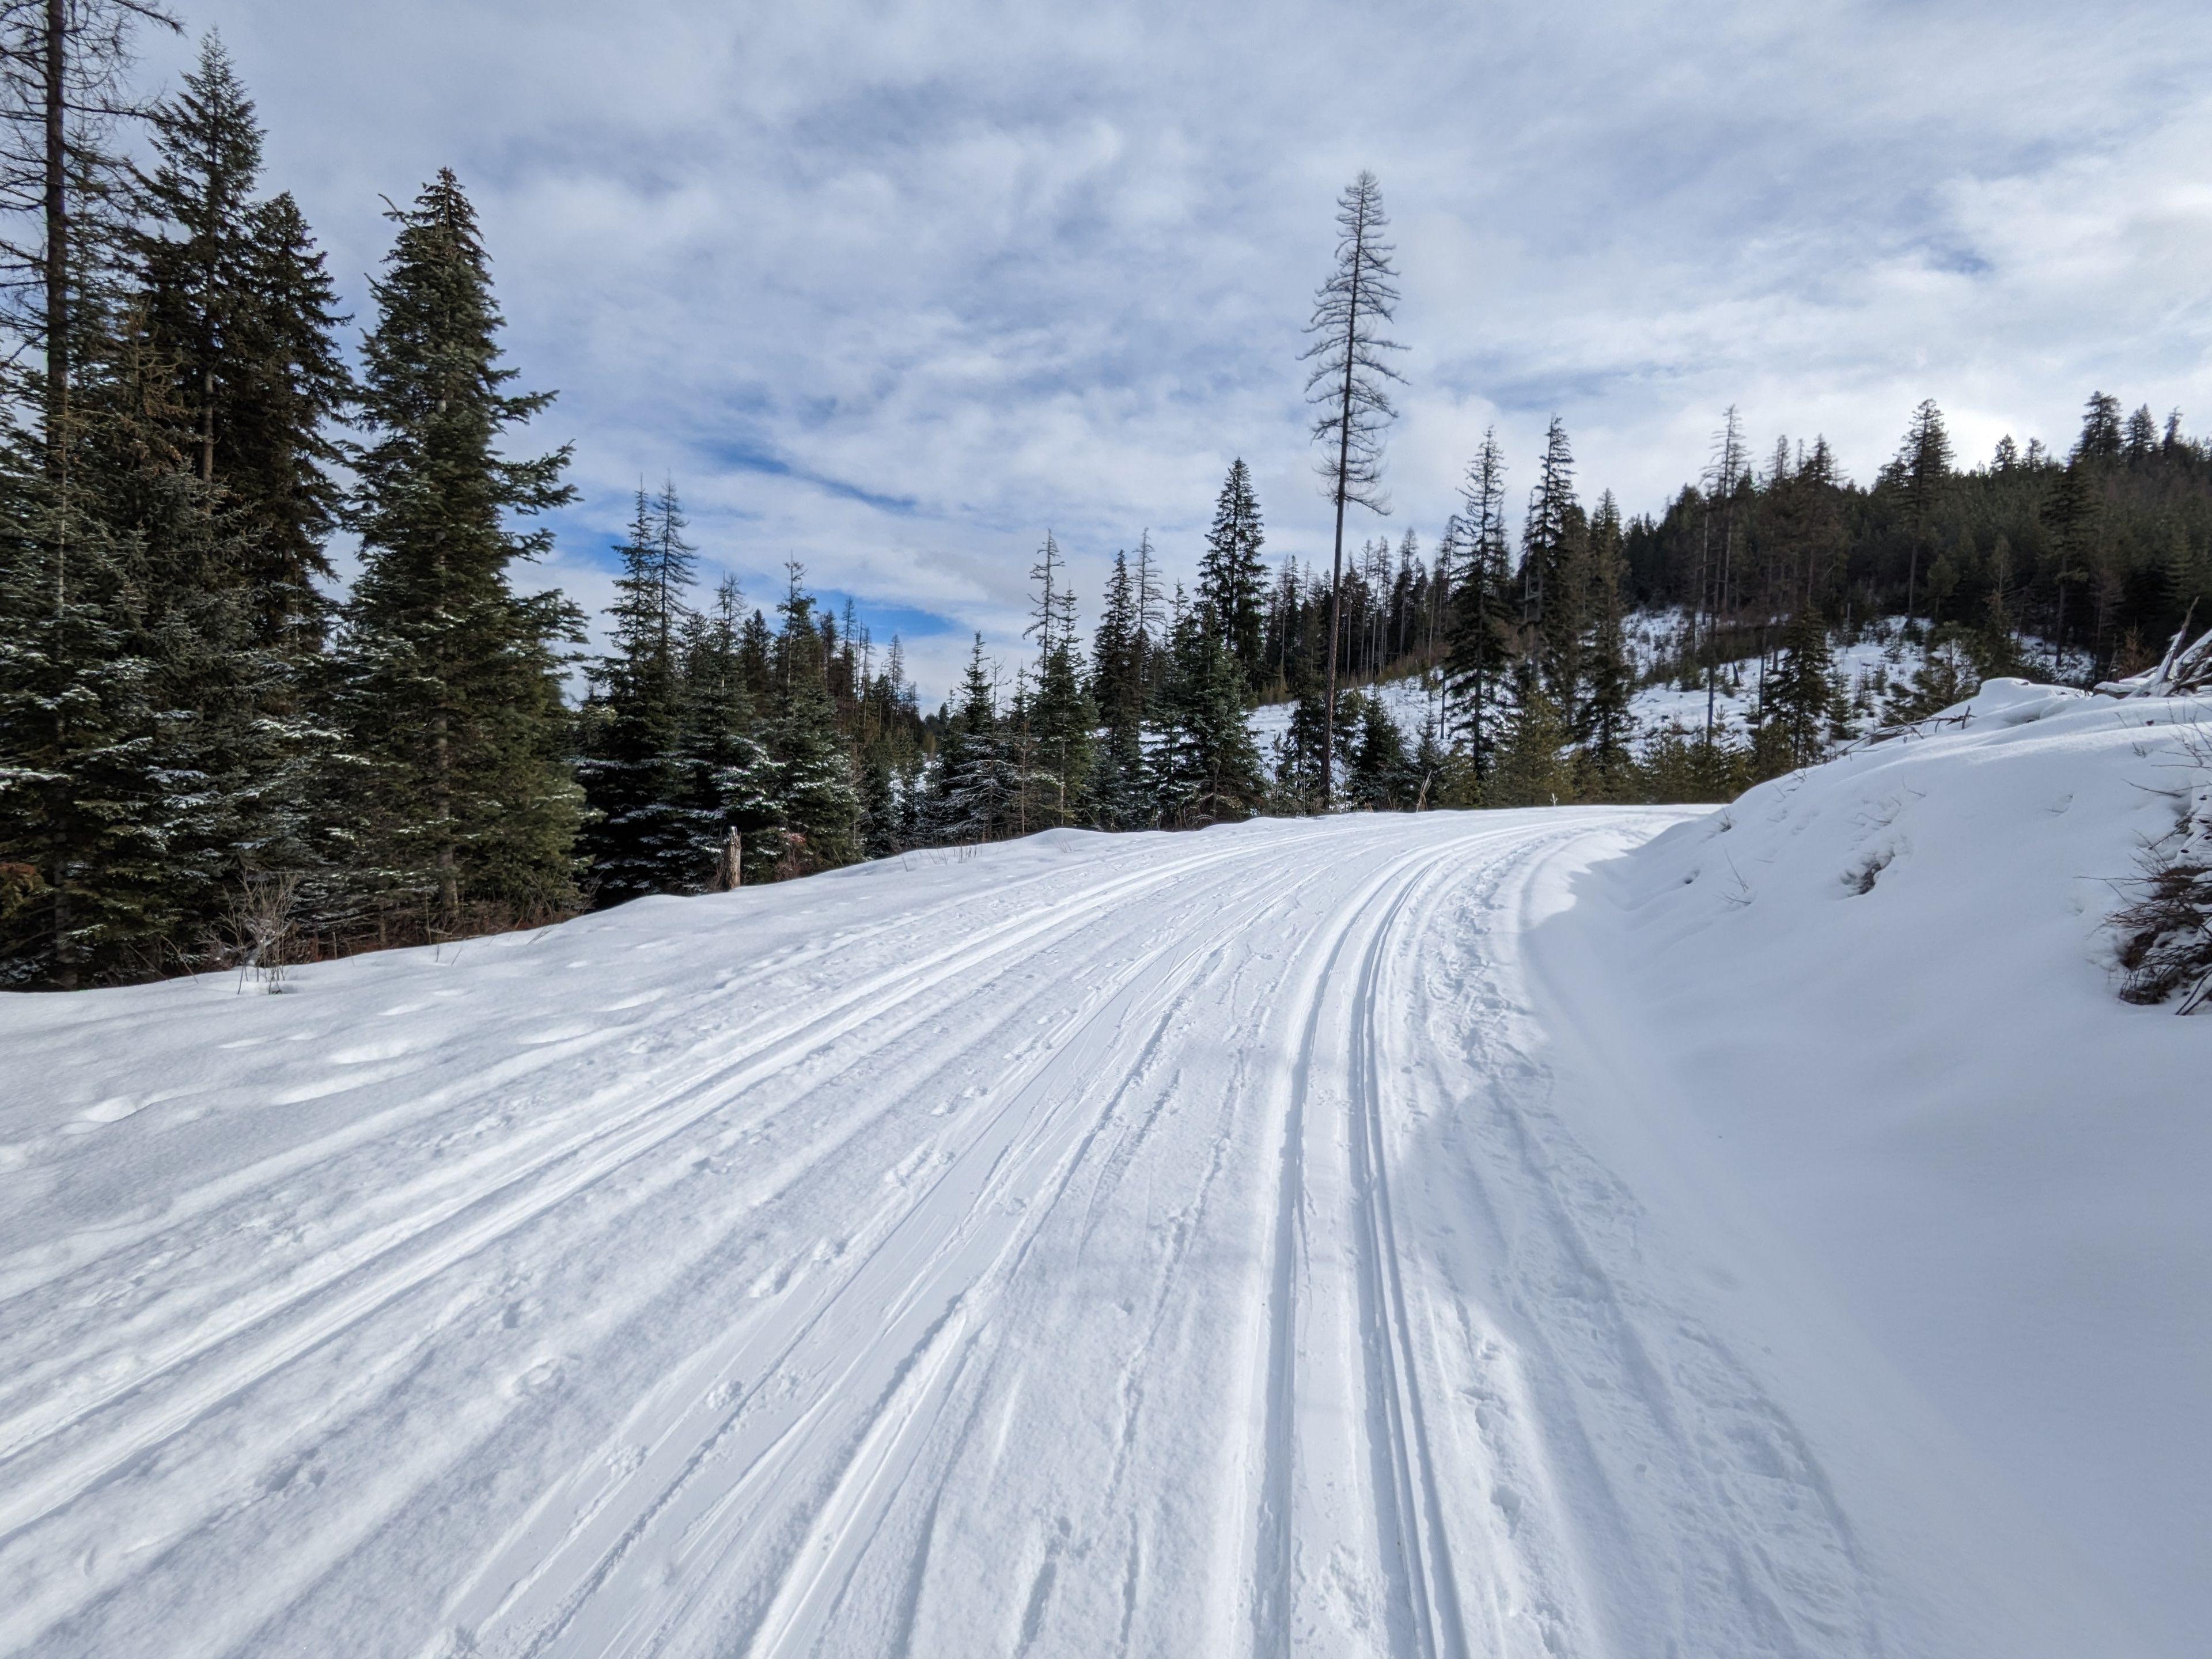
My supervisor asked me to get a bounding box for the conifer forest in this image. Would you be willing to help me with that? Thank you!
[5,5,2211,991]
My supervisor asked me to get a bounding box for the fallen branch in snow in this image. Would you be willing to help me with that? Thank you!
[1847,709,1974,752]
[2112,722,2212,1012]
[2096,605,2212,699]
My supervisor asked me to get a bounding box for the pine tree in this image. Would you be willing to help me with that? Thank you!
[577,484,695,903]
[1022,531,1094,827]
[1347,692,1410,809]
[1580,489,1635,792]
[1302,171,1404,805]
[1150,602,1267,826]
[1444,428,1514,782]
[1762,604,1832,768]
[1520,416,1585,728]
[1895,398,1952,628]
[327,171,582,933]
[937,634,1016,842]
[670,577,772,887]
[1088,547,1148,828]
[1196,458,1266,677]
[762,563,858,872]
[1489,678,1575,808]
[0,0,187,986]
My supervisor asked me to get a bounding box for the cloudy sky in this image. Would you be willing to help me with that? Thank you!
[145,0,2212,699]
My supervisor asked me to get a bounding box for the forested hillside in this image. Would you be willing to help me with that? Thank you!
[5,7,2209,990]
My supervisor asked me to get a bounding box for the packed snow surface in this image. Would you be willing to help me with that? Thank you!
[2,693,2205,1657]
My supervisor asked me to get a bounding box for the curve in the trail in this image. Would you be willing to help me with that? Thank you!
[1,810,1895,1659]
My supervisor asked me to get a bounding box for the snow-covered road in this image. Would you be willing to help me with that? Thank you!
[0,809,2121,1656]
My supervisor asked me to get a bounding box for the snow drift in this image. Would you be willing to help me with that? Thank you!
[1531,677,2212,1657]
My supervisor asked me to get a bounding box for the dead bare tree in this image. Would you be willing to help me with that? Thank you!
[1301,170,1404,807]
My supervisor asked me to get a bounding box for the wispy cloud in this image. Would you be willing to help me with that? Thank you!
[154,0,2212,696]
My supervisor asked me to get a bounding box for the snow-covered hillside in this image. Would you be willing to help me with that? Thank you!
[1,683,2204,1657]
[1247,615,1988,757]
[1535,678,2212,1658]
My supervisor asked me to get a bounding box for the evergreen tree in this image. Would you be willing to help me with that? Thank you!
[103,39,365,977]
[937,634,1016,842]
[1520,415,1586,725]
[1488,679,1575,808]
[1347,691,1411,809]
[1023,531,1093,827]
[670,576,773,887]
[137,33,350,658]
[1089,547,1149,828]
[1408,715,1452,809]
[1196,457,1266,676]
[327,170,582,933]
[577,484,695,903]
[1580,489,1635,791]
[1762,604,1832,768]
[0,411,168,984]
[762,563,858,872]
[1444,427,1514,782]
[1273,680,1346,808]
[1893,397,1952,628]
[1150,602,1267,826]
[0,0,190,986]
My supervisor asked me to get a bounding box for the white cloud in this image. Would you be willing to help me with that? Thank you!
[145,0,2212,696]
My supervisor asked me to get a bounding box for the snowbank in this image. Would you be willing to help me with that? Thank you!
[1533,679,2212,1654]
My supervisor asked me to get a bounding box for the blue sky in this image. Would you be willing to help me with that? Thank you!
[146,0,2212,699]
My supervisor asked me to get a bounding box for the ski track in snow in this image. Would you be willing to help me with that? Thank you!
[1,812,1908,1657]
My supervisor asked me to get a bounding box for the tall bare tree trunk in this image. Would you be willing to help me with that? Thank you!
[1319,195,1364,809]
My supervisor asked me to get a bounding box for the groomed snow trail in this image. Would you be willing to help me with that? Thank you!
[3,812,1907,1657]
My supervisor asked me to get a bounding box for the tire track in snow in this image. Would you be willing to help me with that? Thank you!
[456,843,1349,1659]
[1245,823,1548,1658]
[1398,823,1887,1657]
[7,810,1903,1659]
[0,840,1267,1593]
[0,838,1173,1312]
[1342,850,1483,1659]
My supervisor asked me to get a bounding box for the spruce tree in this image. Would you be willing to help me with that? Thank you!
[1347,692,1411,810]
[0,0,187,986]
[671,577,773,884]
[1022,531,1093,826]
[1894,398,1952,628]
[1150,603,1267,826]
[577,485,695,903]
[763,563,858,872]
[1196,458,1266,676]
[1089,548,1147,828]
[937,634,1016,842]
[1580,490,1635,793]
[1520,415,1586,726]
[1762,603,1832,768]
[327,171,582,933]
[1444,428,1514,782]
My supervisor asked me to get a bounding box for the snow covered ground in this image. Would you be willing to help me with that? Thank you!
[1550,679,2212,1659]
[1244,615,1953,755]
[2,681,2205,1657]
